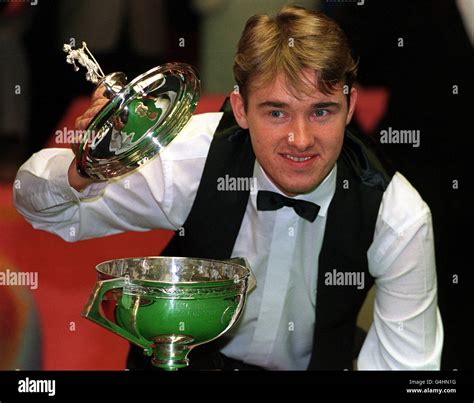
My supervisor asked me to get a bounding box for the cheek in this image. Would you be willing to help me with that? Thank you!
[318,124,345,152]
[248,123,280,154]
[250,135,274,166]
[324,132,343,150]
[324,138,344,165]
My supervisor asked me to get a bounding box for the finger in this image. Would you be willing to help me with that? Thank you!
[91,85,106,101]
[90,97,108,110]
[82,104,107,120]
[75,112,96,130]
[75,104,108,130]
[75,117,89,131]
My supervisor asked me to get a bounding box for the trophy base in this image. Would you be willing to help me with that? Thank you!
[151,334,194,371]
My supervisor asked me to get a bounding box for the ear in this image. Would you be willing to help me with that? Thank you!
[230,90,249,129]
[345,86,358,125]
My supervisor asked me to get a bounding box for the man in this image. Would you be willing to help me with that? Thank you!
[14,6,442,370]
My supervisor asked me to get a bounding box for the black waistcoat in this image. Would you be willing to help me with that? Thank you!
[161,99,394,370]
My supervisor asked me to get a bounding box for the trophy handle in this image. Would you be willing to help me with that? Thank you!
[225,257,256,293]
[82,278,154,356]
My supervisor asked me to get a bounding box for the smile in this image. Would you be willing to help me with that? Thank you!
[282,154,315,162]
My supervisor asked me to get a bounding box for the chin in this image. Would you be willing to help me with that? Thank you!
[279,182,318,196]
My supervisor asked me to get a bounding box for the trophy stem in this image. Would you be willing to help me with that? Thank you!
[100,72,128,98]
[151,335,194,371]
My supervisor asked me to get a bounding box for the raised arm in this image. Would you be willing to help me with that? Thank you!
[13,146,178,242]
[13,90,220,242]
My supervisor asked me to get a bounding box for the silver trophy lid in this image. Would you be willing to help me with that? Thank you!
[64,42,200,180]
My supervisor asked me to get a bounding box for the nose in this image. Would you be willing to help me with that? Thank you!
[287,117,315,151]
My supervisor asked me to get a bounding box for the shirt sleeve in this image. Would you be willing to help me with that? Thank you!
[13,147,178,241]
[358,173,443,370]
[13,113,222,242]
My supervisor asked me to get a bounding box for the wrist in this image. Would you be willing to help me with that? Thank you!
[68,158,95,192]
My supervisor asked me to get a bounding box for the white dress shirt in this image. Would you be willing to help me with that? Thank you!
[13,112,443,370]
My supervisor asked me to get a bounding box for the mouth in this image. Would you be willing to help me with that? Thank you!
[280,153,318,167]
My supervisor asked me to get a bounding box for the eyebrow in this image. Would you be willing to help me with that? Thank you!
[313,102,341,109]
[257,100,342,109]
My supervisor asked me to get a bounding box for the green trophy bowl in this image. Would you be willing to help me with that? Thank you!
[82,257,250,371]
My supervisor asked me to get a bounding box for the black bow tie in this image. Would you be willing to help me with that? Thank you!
[257,190,320,222]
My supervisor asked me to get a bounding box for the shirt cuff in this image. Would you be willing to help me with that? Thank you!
[47,153,107,204]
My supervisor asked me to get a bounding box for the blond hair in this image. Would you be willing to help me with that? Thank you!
[233,5,357,103]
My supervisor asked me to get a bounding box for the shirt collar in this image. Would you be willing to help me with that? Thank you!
[252,161,337,218]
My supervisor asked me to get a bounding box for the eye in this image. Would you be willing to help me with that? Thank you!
[270,110,285,118]
[314,109,330,118]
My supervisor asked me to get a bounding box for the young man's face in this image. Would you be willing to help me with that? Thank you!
[230,70,357,196]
